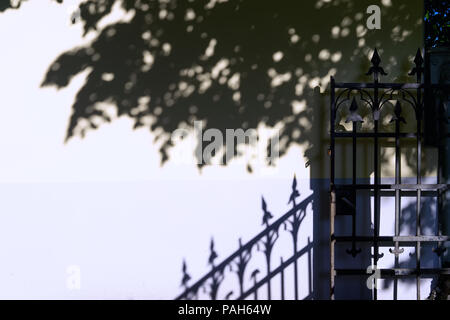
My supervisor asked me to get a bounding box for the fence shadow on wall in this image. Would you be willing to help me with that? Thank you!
[176,176,315,300]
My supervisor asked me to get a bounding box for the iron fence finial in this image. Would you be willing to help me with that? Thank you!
[288,174,300,206]
[413,48,424,67]
[208,238,218,266]
[366,48,387,81]
[181,259,191,288]
[408,48,424,82]
[262,196,273,226]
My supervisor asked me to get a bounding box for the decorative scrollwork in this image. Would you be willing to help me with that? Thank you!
[389,246,405,257]
[333,48,426,127]
[208,267,225,300]
[234,238,252,296]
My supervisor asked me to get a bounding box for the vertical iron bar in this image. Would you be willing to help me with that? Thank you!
[394,113,401,300]
[330,76,336,300]
[352,121,357,245]
[346,116,362,258]
[293,239,298,300]
[265,234,272,300]
[415,61,423,300]
[437,91,444,269]
[280,257,285,300]
[292,199,299,300]
[353,121,357,186]
[308,237,312,297]
[416,90,423,301]
[416,129,422,300]
[373,76,380,301]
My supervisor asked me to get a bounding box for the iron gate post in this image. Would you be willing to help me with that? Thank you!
[428,47,450,266]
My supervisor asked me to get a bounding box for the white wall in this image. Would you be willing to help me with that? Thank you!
[0,0,433,299]
[0,0,313,299]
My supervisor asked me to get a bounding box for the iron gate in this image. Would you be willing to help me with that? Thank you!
[330,48,450,300]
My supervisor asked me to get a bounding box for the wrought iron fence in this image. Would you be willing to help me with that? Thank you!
[176,176,313,300]
[176,48,450,300]
[330,48,450,300]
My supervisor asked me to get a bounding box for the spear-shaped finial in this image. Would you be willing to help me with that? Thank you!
[262,196,273,226]
[413,48,424,66]
[371,48,381,65]
[208,238,218,266]
[345,98,364,123]
[181,259,191,287]
[408,48,424,82]
[366,48,387,81]
[390,101,406,124]
[288,174,300,206]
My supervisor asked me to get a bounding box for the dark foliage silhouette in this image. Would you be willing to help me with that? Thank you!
[1,0,423,169]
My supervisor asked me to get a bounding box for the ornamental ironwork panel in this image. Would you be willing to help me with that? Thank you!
[330,48,450,300]
[176,48,450,301]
